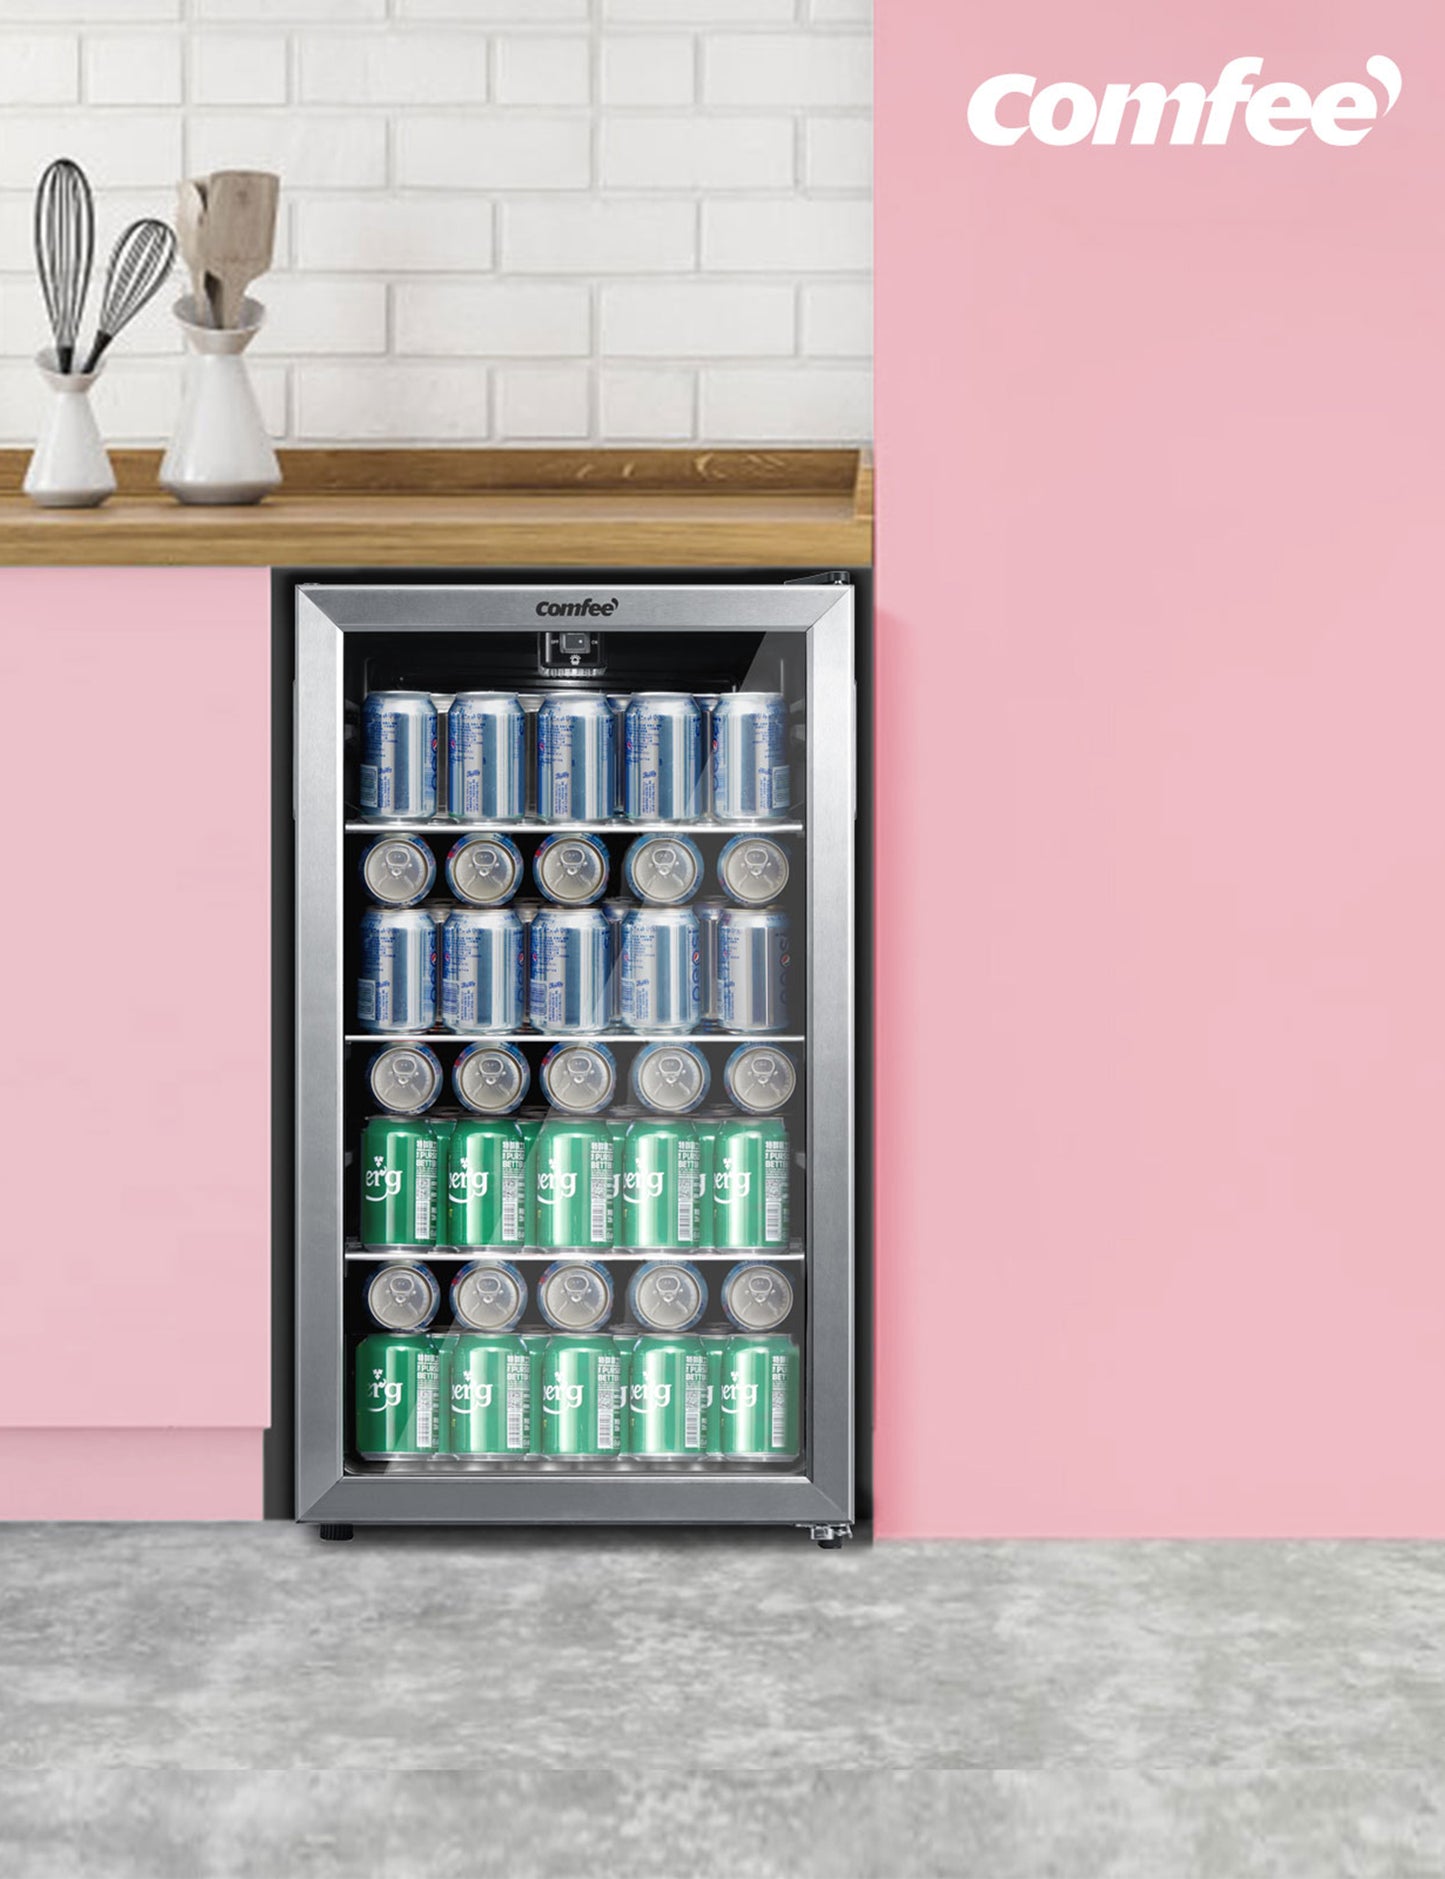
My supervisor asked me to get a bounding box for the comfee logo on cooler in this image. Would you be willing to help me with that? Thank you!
[536,598,618,617]
[968,54,1402,147]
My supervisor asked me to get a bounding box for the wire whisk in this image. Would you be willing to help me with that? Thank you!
[34,158,94,374]
[81,219,177,375]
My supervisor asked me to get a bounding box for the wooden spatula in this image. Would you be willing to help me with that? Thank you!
[202,170,278,329]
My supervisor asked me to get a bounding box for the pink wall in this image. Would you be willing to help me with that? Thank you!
[874,2,1445,1533]
[0,570,271,1512]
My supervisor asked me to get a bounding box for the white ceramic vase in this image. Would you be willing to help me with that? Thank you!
[24,350,115,509]
[160,295,280,506]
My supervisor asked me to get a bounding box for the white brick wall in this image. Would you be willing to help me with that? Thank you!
[0,0,871,446]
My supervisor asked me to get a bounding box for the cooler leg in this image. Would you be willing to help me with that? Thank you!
[807,1523,852,1550]
[318,1523,354,1543]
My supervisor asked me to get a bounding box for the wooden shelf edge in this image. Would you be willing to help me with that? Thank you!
[0,445,869,500]
[0,447,873,568]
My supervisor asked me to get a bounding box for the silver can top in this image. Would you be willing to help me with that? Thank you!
[365,1263,440,1332]
[363,837,434,906]
[632,1044,709,1114]
[722,1263,795,1332]
[539,1262,613,1332]
[368,1045,443,1115]
[719,837,789,907]
[631,1263,706,1332]
[536,836,609,906]
[454,1044,529,1114]
[723,1046,797,1113]
[448,835,522,906]
[541,1043,617,1114]
[451,1261,526,1332]
[627,837,701,905]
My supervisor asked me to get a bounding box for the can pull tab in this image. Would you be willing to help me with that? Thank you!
[746,1273,775,1303]
[562,1271,592,1303]
[654,1271,685,1304]
[388,1274,419,1305]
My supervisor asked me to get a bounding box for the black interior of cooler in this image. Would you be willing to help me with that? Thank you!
[347,628,788,701]
[340,622,809,1476]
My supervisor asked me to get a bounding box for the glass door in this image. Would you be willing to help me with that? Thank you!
[294,583,854,1532]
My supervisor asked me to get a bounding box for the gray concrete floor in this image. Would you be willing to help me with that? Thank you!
[2,1528,1445,1877]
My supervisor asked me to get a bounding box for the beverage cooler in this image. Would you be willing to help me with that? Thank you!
[287,578,859,1543]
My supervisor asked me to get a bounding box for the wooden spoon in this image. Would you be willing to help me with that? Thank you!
[175,178,213,324]
[202,170,278,329]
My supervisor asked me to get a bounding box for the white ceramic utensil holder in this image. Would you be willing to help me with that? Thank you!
[161,295,280,506]
[24,350,115,509]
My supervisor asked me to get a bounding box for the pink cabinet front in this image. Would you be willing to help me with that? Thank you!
[875,4,1445,1535]
[0,568,272,1430]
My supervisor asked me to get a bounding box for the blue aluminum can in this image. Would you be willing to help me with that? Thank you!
[630,1042,710,1115]
[441,907,525,1033]
[622,834,703,906]
[540,1041,618,1114]
[716,907,789,1033]
[623,693,705,822]
[694,900,724,1023]
[534,832,610,906]
[537,694,616,822]
[359,907,437,1033]
[445,832,523,906]
[360,834,436,908]
[447,692,525,823]
[361,691,437,822]
[717,834,790,907]
[367,1042,444,1115]
[365,1261,442,1332]
[722,1043,796,1114]
[711,692,790,821]
[450,1259,528,1333]
[529,905,613,1033]
[620,905,701,1035]
[628,1262,708,1334]
[453,1040,530,1114]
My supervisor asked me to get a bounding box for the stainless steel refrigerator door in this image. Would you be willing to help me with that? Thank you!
[294,583,855,1526]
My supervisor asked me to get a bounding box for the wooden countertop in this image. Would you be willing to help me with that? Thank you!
[0,447,872,568]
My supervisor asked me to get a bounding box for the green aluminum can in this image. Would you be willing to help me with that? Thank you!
[445,1333,533,1456]
[628,1334,708,1457]
[445,1117,525,1248]
[711,1116,789,1252]
[361,1115,438,1248]
[539,1335,629,1457]
[535,1117,614,1251]
[718,1334,800,1460]
[701,1332,729,1456]
[355,1332,444,1458]
[693,1112,726,1252]
[618,1118,702,1250]
[429,1116,457,1156]
[515,1114,543,1245]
